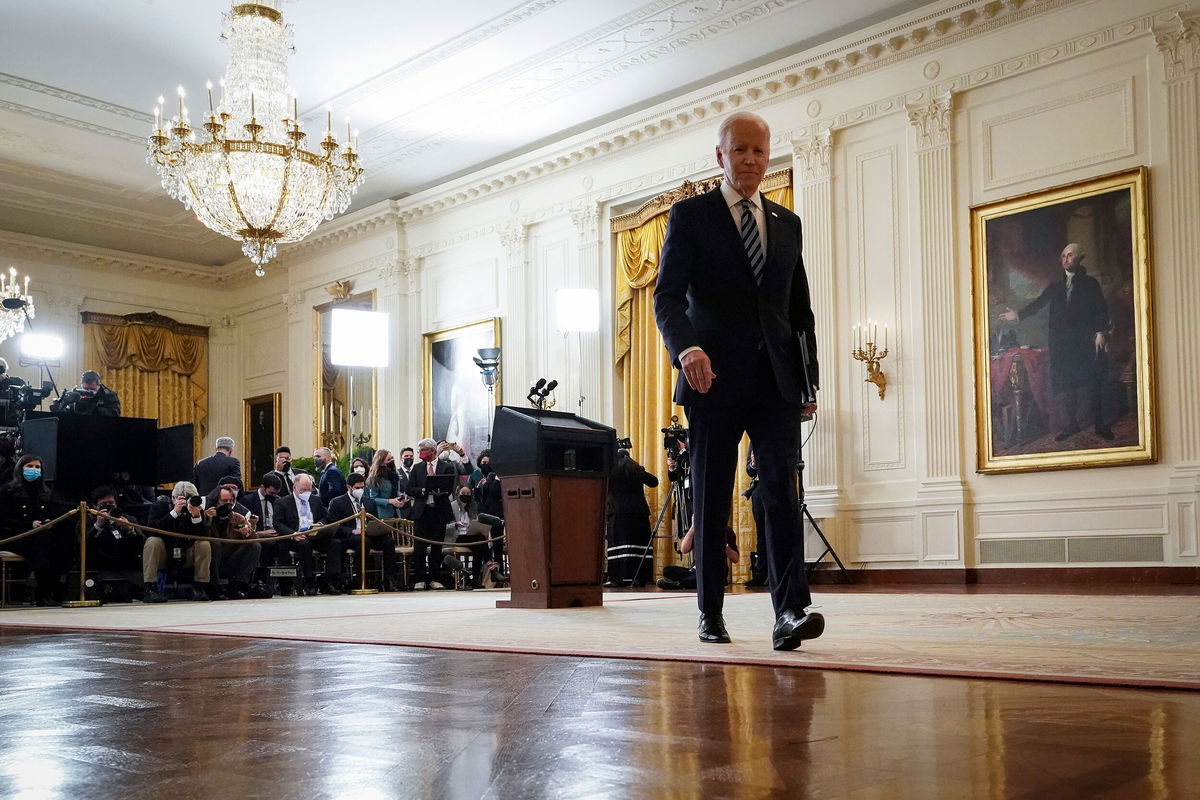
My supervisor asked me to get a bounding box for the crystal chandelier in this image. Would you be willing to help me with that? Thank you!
[147,2,364,276]
[0,267,34,344]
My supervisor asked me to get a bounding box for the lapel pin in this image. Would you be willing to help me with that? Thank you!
[770,211,779,217]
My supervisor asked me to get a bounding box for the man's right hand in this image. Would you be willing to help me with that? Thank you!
[680,349,715,394]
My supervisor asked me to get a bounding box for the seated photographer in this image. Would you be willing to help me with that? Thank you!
[143,481,214,602]
[271,473,330,596]
[207,485,261,599]
[656,524,739,591]
[325,471,397,592]
[88,485,145,602]
[50,370,121,417]
[445,484,494,588]
[605,445,659,587]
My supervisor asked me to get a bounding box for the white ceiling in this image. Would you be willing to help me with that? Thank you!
[0,0,928,266]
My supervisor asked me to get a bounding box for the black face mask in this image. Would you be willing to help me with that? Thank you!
[479,463,493,476]
[458,493,472,503]
[402,457,414,468]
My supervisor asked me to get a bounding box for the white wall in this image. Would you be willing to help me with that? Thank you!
[4,0,1197,572]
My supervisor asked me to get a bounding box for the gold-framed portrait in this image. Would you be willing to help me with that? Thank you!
[242,392,281,488]
[422,318,501,465]
[971,167,1155,474]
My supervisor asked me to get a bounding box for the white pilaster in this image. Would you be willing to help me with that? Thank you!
[906,91,967,565]
[281,290,312,449]
[209,314,240,447]
[570,203,604,422]
[1155,11,1200,560]
[791,131,841,510]
[500,224,531,402]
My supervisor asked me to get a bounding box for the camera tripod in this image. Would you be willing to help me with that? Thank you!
[630,474,691,584]
[798,455,852,583]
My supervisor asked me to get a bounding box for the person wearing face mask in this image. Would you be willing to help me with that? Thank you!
[242,473,285,596]
[324,471,398,592]
[466,450,491,492]
[312,447,347,505]
[0,453,67,605]
[269,446,302,494]
[87,484,145,603]
[270,473,330,596]
[406,438,458,590]
[436,439,474,476]
[365,449,409,523]
[350,457,370,479]
[206,485,261,599]
[397,447,416,482]
[446,484,493,588]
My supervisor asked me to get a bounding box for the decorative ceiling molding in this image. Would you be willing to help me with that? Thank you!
[0,98,144,146]
[312,0,565,114]
[0,72,149,123]
[0,229,219,284]
[393,0,1138,221]
[609,167,791,232]
[80,310,210,338]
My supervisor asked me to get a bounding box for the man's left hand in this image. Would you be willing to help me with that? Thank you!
[801,402,818,416]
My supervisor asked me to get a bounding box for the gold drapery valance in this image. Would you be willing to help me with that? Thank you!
[82,311,210,465]
[612,170,794,580]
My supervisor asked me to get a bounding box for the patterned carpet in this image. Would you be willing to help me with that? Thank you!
[2,590,1197,689]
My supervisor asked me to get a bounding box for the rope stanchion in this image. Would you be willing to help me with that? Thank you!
[63,501,100,608]
[0,507,81,548]
[350,503,378,595]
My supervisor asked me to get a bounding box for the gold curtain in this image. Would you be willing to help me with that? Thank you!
[615,181,793,581]
[83,312,209,463]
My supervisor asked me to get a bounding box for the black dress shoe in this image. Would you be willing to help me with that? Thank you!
[772,608,825,651]
[698,613,731,643]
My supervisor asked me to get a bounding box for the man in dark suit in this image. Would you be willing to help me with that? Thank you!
[654,111,824,650]
[192,436,242,496]
[242,472,284,594]
[271,473,331,595]
[405,437,459,589]
[605,447,659,585]
[325,471,397,591]
[313,446,347,505]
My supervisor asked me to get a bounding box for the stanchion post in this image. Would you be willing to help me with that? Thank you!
[350,506,378,595]
[63,502,100,608]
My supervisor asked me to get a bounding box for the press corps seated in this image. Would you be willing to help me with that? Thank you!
[143,481,216,602]
[325,471,399,592]
[88,485,145,603]
[271,473,336,595]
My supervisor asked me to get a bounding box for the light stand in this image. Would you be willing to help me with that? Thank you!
[330,308,389,595]
[472,347,501,444]
[7,299,61,400]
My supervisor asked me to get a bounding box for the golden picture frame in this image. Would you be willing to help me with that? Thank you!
[971,167,1155,473]
[242,392,281,489]
[422,317,502,465]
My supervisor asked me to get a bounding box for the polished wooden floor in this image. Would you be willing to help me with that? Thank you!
[1,625,1196,799]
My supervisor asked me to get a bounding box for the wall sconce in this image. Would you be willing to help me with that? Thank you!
[852,319,889,400]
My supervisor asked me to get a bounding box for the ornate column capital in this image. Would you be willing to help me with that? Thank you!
[906,91,954,151]
[282,291,306,324]
[569,204,600,243]
[499,223,528,267]
[1154,11,1200,81]
[791,130,832,183]
[378,255,419,295]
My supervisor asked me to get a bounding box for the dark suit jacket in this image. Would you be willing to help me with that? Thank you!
[241,490,277,533]
[653,187,818,407]
[317,464,347,505]
[192,451,242,496]
[1016,266,1108,391]
[606,455,659,516]
[405,460,458,525]
[325,492,369,539]
[273,492,329,540]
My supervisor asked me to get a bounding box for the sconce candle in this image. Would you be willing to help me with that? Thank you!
[852,319,891,400]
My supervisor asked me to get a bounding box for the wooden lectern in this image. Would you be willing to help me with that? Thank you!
[490,406,615,609]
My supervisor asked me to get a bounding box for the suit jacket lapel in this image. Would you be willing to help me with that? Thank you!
[702,188,757,289]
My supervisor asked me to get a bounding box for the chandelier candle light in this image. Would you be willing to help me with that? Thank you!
[852,319,889,400]
[0,267,34,344]
[147,2,364,276]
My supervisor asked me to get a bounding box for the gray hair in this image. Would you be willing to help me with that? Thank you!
[417,437,437,450]
[215,436,235,451]
[717,112,770,148]
[1064,242,1085,261]
[171,481,199,498]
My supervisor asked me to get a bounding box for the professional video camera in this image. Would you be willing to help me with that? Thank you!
[661,416,688,456]
[9,381,53,412]
[615,436,633,451]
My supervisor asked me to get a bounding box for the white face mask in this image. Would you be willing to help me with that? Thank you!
[352,466,366,475]
[350,488,364,500]
[298,490,312,502]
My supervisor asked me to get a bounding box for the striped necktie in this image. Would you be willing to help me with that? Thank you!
[738,199,765,285]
